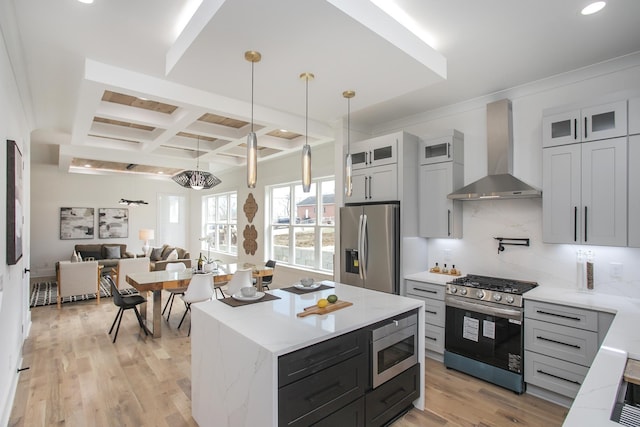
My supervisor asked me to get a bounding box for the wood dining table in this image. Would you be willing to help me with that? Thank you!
[125,264,273,337]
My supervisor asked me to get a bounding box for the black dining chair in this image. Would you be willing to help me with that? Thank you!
[106,275,149,343]
[261,260,276,290]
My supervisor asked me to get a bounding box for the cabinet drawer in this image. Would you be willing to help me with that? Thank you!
[525,351,588,398]
[525,319,598,367]
[424,299,445,327]
[278,329,367,387]
[525,300,598,331]
[278,353,368,427]
[406,280,445,301]
[424,324,444,354]
[312,396,364,427]
[365,363,420,427]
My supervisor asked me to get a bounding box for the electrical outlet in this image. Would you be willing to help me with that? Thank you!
[443,249,452,262]
[610,262,623,278]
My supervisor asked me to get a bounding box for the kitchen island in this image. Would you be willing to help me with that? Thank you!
[191,281,425,427]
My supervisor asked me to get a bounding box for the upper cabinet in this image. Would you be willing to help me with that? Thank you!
[542,100,627,148]
[345,132,417,204]
[542,95,631,247]
[630,97,640,136]
[418,131,464,238]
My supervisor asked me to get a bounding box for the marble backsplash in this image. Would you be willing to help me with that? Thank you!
[424,198,640,299]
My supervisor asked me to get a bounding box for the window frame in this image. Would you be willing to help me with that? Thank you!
[201,191,238,256]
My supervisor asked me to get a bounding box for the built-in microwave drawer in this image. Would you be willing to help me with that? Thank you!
[424,324,444,354]
[525,300,598,331]
[405,280,445,301]
[278,329,367,387]
[524,318,598,367]
[524,350,588,398]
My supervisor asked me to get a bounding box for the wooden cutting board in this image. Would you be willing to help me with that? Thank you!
[297,301,353,317]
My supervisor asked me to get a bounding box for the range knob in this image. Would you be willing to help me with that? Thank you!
[460,288,467,296]
[476,290,485,299]
[450,286,457,294]
[493,294,502,302]
[505,295,515,304]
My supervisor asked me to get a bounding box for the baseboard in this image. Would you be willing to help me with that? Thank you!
[525,383,574,408]
[1,355,22,427]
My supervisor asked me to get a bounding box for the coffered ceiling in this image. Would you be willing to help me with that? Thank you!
[7,0,640,179]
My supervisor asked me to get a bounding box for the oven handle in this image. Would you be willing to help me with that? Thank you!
[445,296,523,321]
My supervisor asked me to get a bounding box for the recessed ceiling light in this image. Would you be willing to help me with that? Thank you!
[280,129,288,133]
[157,171,164,174]
[77,0,94,4]
[84,164,92,168]
[581,1,606,15]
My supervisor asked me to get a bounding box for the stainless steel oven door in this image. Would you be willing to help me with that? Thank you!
[371,324,418,388]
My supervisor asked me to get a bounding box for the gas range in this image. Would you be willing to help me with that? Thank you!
[445,274,538,308]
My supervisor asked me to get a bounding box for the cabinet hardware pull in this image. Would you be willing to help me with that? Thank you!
[574,206,578,242]
[537,369,581,386]
[536,310,581,321]
[584,206,588,242]
[364,176,369,199]
[447,209,451,236]
[414,289,438,294]
[381,387,407,405]
[306,381,343,404]
[574,118,577,140]
[536,335,581,349]
[368,175,372,199]
[426,336,438,341]
[447,142,451,158]
[584,116,588,139]
[425,310,437,315]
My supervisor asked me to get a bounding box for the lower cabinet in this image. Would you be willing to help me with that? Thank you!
[405,279,445,356]
[365,363,420,427]
[524,300,613,401]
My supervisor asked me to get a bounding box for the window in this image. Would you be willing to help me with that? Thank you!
[268,178,335,272]
[202,192,237,255]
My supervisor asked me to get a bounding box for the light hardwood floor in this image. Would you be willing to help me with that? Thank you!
[10,297,568,426]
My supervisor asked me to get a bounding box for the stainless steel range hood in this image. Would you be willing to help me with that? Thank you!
[448,99,541,200]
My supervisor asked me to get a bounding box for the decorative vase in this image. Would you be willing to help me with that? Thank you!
[203,262,217,273]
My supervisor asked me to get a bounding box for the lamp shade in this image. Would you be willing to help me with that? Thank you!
[139,229,154,241]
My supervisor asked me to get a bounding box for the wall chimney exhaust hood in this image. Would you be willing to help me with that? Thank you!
[448,99,541,200]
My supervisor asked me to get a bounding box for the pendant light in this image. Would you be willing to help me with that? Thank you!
[300,72,314,192]
[245,51,261,188]
[343,90,355,197]
[172,136,222,190]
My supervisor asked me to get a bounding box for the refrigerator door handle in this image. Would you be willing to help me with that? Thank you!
[361,214,368,280]
[358,214,365,279]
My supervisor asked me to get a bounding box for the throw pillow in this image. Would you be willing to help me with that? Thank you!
[104,246,121,259]
[166,249,179,261]
[162,247,176,260]
[150,247,163,261]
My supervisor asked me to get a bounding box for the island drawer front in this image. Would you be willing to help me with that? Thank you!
[365,363,420,427]
[406,280,445,301]
[524,351,588,398]
[424,324,444,354]
[525,319,598,367]
[312,396,365,427]
[278,329,367,387]
[525,300,598,331]
[278,353,368,427]
[424,299,445,327]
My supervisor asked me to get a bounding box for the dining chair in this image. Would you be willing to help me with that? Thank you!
[106,275,148,343]
[162,262,188,322]
[225,268,253,297]
[261,260,277,290]
[114,257,150,292]
[178,273,215,336]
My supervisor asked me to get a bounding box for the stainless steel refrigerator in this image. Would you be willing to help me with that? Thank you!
[340,203,399,294]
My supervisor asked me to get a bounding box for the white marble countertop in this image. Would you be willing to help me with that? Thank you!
[524,286,640,426]
[194,281,424,356]
[404,271,464,285]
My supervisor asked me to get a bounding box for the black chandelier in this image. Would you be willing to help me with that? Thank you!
[172,136,222,190]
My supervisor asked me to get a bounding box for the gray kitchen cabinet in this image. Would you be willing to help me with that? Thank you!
[628,97,640,136]
[542,99,627,148]
[630,135,640,247]
[346,131,418,204]
[524,300,613,401]
[405,279,445,358]
[543,137,627,246]
[418,131,464,238]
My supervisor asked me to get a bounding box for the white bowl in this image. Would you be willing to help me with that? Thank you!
[300,278,315,287]
[240,286,257,297]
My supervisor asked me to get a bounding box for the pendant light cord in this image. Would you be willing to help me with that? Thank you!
[196,136,200,171]
[305,76,309,147]
[251,61,254,133]
[347,97,351,153]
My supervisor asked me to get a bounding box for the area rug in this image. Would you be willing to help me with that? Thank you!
[30,278,135,307]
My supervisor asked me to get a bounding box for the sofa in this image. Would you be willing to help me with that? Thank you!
[74,243,135,272]
[148,244,192,271]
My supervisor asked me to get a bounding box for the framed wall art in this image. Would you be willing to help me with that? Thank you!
[98,208,129,238]
[6,140,23,264]
[60,207,95,239]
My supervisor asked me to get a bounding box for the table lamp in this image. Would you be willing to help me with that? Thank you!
[139,229,154,256]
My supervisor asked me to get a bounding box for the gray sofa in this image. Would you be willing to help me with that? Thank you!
[74,243,135,271]
[148,244,192,271]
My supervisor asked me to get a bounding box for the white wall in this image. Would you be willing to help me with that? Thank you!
[373,52,640,297]
[0,9,33,424]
